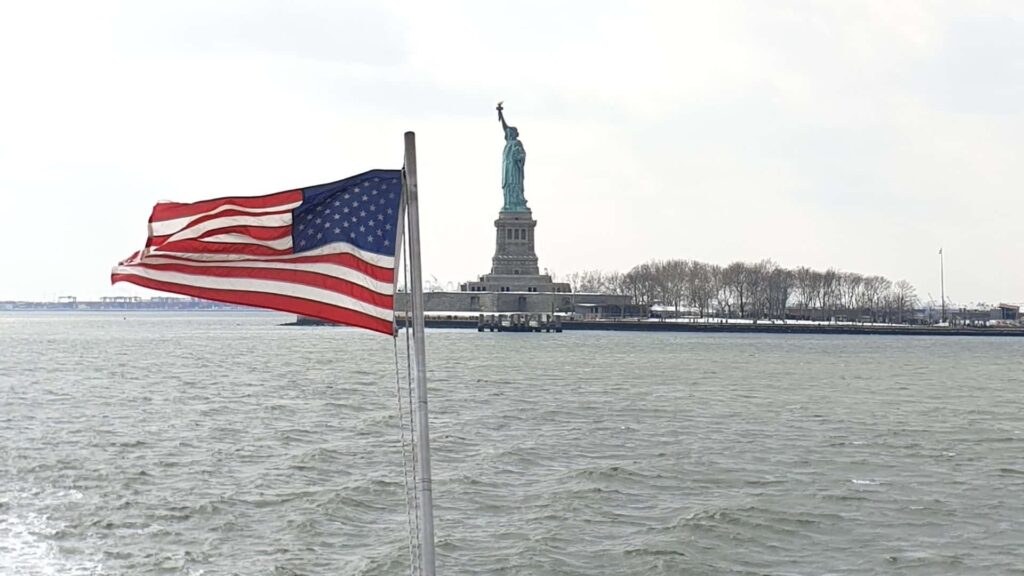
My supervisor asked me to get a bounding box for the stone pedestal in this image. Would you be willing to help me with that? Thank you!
[459,209,570,295]
[490,210,539,276]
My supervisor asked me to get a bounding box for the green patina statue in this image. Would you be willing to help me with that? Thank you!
[497,102,528,212]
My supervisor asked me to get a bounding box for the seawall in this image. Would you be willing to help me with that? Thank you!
[292,316,1024,337]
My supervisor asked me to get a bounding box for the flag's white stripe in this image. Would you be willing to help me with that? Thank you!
[200,233,293,251]
[137,256,394,295]
[151,201,301,237]
[148,240,396,268]
[162,213,293,243]
[111,266,394,321]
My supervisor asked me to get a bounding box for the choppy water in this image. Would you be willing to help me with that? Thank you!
[1,312,1023,575]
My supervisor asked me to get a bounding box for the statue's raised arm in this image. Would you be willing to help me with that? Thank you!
[497,101,509,132]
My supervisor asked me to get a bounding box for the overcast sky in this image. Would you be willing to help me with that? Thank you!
[1,1,1021,305]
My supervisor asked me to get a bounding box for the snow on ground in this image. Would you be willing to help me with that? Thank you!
[405,311,916,327]
[642,317,907,327]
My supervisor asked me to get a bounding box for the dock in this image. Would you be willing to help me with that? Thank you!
[476,313,562,333]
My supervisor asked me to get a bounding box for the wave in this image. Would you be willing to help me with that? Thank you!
[0,511,104,576]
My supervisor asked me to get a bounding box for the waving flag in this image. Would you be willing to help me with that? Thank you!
[112,169,403,334]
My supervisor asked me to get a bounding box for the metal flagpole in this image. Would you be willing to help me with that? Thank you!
[403,131,437,576]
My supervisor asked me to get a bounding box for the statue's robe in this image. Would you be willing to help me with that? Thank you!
[502,130,527,211]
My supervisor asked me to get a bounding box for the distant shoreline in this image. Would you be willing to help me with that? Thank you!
[292,316,1024,337]
[0,305,254,312]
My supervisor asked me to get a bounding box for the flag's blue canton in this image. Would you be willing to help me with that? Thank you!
[292,170,403,257]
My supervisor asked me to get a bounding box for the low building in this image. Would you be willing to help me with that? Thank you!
[572,297,643,319]
[994,303,1020,322]
[950,307,995,327]
[395,290,632,317]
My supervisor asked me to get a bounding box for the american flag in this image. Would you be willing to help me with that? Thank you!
[111,169,404,334]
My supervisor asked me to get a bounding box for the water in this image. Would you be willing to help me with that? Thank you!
[1,312,1022,575]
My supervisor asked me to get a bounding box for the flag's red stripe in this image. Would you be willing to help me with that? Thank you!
[111,273,393,334]
[150,190,303,222]
[149,224,292,248]
[195,225,293,241]
[147,252,395,283]
[131,261,394,307]
[151,239,292,257]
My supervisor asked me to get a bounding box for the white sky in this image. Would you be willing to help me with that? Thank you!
[1,0,1021,305]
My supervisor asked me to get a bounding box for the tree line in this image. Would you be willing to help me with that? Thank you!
[564,260,921,323]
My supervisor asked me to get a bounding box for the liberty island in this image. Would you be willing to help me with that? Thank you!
[287,106,1020,331]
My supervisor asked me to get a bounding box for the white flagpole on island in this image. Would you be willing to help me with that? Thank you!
[939,247,946,324]
[403,131,437,576]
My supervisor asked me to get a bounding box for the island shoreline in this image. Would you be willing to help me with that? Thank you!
[288,317,1024,337]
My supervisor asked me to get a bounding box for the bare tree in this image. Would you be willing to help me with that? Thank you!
[602,271,627,296]
[793,267,820,320]
[893,280,918,324]
[567,269,611,293]
[765,264,793,320]
[859,275,890,322]
[711,264,732,318]
[624,263,658,308]
[820,268,841,321]
[722,262,748,318]
[744,261,769,319]
[687,261,715,317]
[839,272,864,318]
[654,259,689,313]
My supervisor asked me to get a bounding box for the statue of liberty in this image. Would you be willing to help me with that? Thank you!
[496,102,528,212]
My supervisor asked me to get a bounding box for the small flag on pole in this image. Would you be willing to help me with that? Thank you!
[112,169,403,334]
